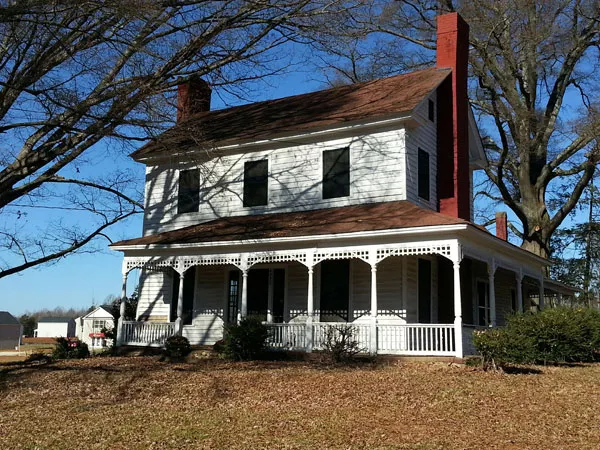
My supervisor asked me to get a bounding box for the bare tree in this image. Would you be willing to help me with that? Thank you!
[315,0,600,259]
[0,0,358,278]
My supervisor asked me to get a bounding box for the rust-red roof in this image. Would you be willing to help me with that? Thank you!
[111,201,468,247]
[132,68,450,160]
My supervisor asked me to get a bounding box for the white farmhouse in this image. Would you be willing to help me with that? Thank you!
[35,317,75,338]
[75,305,115,349]
[110,13,559,358]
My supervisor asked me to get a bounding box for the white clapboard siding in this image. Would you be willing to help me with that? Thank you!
[182,266,225,345]
[136,269,172,320]
[494,268,517,326]
[286,263,309,323]
[376,256,406,323]
[142,128,407,235]
[350,260,371,321]
[405,91,437,210]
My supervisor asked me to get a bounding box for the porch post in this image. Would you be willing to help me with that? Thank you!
[369,263,378,356]
[267,270,274,324]
[453,261,464,359]
[488,262,497,327]
[516,271,523,312]
[175,271,185,335]
[306,266,314,352]
[240,269,248,321]
[538,277,545,310]
[116,271,128,346]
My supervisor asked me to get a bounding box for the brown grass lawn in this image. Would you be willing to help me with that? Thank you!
[1,356,599,450]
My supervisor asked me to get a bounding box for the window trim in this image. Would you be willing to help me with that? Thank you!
[428,99,435,122]
[243,159,269,207]
[177,168,200,214]
[475,278,491,326]
[322,146,350,200]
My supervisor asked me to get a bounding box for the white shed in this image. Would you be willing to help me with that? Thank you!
[35,317,75,338]
[76,305,115,348]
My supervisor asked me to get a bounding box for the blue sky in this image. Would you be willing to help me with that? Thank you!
[0,41,593,317]
[0,65,325,317]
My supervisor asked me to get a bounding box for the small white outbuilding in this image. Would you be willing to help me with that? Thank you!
[35,317,75,338]
[75,305,115,348]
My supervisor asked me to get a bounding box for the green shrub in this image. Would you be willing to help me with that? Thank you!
[321,324,363,363]
[52,337,90,360]
[223,317,269,361]
[474,307,600,369]
[164,335,192,359]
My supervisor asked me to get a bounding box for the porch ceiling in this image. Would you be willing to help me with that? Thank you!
[111,200,469,248]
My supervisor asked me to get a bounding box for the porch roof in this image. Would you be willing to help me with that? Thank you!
[112,200,473,248]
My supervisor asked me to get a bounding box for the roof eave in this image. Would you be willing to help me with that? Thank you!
[110,223,470,251]
[131,112,416,164]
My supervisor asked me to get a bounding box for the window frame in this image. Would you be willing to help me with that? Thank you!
[322,147,350,199]
[177,168,200,214]
[92,319,107,332]
[417,148,430,201]
[475,279,491,326]
[243,159,269,207]
[428,99,435,122]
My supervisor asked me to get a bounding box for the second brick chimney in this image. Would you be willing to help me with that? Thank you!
[177,76,211,122]
[436,13,470,220]
[496,211,508,241]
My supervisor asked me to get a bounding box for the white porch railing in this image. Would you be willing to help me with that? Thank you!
[120,321,176,347]
[312,322,372,352]
[264,323,457,356]
[378,324,455,355]
[266,323,307,350]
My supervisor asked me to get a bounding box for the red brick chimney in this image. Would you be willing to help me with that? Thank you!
[495,211,508,241]
[436,13,470,220]
[177,76,211,122]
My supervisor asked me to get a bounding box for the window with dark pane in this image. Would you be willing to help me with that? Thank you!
[243,159,268,207]
[418,148,430,201]
[177,169,200,214]
[319,260,350,320]
[323,147,350,199]
[428,99,435,122]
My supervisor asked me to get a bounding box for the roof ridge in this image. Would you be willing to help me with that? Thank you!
[180,67,446,122]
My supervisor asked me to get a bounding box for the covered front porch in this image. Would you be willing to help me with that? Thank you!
[115,235,548,358]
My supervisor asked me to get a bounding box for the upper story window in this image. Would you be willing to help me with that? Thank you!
[428,99,435,122]
[243,159,268,207]
[177,168,200,214]
[323,147,350,199]
[418,148,430,201]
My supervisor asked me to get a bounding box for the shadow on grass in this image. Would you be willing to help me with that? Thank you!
[501,366,543,375]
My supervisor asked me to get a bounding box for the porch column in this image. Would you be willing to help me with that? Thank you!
[305,266,314,352]
[538,277,545,310]
[240,269,248,321]
[488,263,497,327]
[175,271,185,335]
[453,261,464,359]
[369,263,378,356]
[516,272,523,312]
[116,272,128,346]
[267,270,274,324]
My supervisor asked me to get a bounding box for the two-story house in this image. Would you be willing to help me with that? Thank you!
[111,13,550,358]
